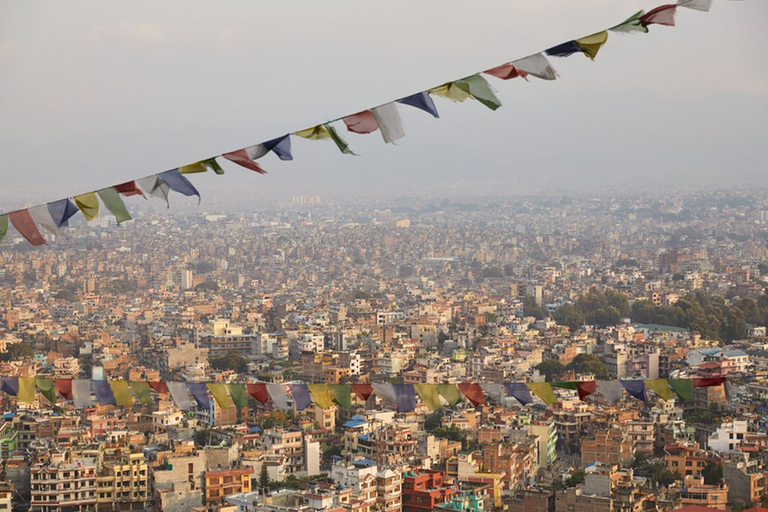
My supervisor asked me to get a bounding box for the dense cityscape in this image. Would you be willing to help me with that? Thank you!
[0,189,767,511]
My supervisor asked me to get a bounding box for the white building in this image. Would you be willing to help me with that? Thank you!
[708,420,749,453]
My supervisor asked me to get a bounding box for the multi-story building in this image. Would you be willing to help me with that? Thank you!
[581,428,634,468]
[204,467,253,506]
[376,468,403,512]
[96,451,149,511]
[402,470,456,512]
[30,454,97,512]
[531,420,558,469]
[678,476,728,509]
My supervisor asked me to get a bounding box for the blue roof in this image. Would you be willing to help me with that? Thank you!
[3,412,15,419]
[344,419,367,428]
[352,459,377,468]
[723,349,747,357]
[698,348,721,355]
[249,427,262,433]
[358,434,370,441]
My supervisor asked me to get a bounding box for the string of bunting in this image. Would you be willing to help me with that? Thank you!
[0,0,724,247]
[0,376,732,413]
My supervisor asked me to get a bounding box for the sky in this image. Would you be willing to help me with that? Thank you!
[0,0,767,212]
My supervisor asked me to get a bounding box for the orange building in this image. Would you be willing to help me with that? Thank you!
[204,467,253,504]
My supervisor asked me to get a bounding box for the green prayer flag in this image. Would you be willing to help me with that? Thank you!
[414,384,442,411]
[670,379,694,403]
[130,381,154,405]
[527,382,558,405]
[436,384,463,406]
[0,214,7,242]
[110,381,133,407]
[308,384,335,409]
[609,10,648,34]
[325,124,356,156]
[551,381,579,390]
[646,379,675,401]
[329,384,352,408]
[206,383,231,409]
[97,188,132,224]
[227,384,249,407]
[454,74,502,111]
[36,378,56,403]
[18,377,36,404]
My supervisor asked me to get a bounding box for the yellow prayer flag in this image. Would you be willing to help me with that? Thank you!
[575,31,608,60]
[294,125,331,140]
[179,162,208,174]
[428,82,472,103]
[527,382,558,405]
[74,192,100,221]
[18,377,36,404]
[206,383,231,409]
[307,384,335,409]
[110,381,133,407]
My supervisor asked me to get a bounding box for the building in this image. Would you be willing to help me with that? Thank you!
[376,468,403,512]
[581,428,634,468]
[678,476,729,509]
[204,467,254,505]
[531,421,558,469]
[30,454,97,511]
[96,451,149,511]
[402,470,456,512]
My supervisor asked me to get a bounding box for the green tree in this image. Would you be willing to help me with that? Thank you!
[567,354,609,380]
[0,343,34,361]
[523,295,546,320]
[210,352,249,373]
[195,428,212,447]
[425,409,444,432]
[536,359,565,382]
[565,470,585,488]
[552,303,586,332]
[702,461,723,485]
[260,464,271,489]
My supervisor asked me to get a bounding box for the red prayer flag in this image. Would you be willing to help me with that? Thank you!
[641,5,677,27]
[457,382,485,406]
[693,377,725,388]
[343,111,379,134]
[577,381,597,401]
[55,379,73,400]
[222,149,267,174]
[247,383,270,403]
[115,181,146,197]
[350,384,374,401]
[9,209,46,246]
[149,381,169,394]
[483,63,528,80]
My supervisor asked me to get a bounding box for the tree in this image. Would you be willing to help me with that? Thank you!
[702,461,723,485]
[565,470,585,488]
[210,352,249,373]
[0,343,34,361]
[425,409,444,432]
[552,303,586,332]
[523,295,546,320]
[195,428,212,447]
[567,354,609,380]
[260,464,271,489]
[536,359,565,382]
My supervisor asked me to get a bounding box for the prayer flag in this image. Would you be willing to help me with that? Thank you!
[261,135,293,161]
[527,382,557,405]
[74,192,100,221]
[415,384,442,411]
[247,383,270,403]
[0,377,18,396]
[620,380,647,402]
[551,381,579,390]
[610,10,649,34]
[97,188,132,224]
[168,382,191,411]
[289,384,312,411]
[228,384,249,407]
[326,124,356,155]
[110,381,133,407]
[295,125,331,140]
[641,5,677,27]
[484,63,528,80]
[372,383,397,403]
[329,384,352,408]
[159,170,200,203]
[9,210,46,246]
[546,40,583,58]
[577,381,597,401]
[481,383,507,405]
[371,103,405,143]
[149,381,169,394]
[351,384,374,401]
[18,377,36,404]
[677,0,712,12]
[454,74,502,111]
[0,215,8,243]
[187,382,211,410]
[130,381,154,405]
[397,92,439,118]
[457,382,485,406]
[180,158,225,175]
[308,384,335,409]
[29,205,60,236]
[93,380,116,406]
[222,148,267,174]
[575,31,608,60]
[670,379,694,402]
[36,378,56,403]
[436,384,463,406]
[694,377,725,387]
[429,82,473,103]
[55,379,73,400]
[504,382,532,406]
[47,199,79,228]
[206,383,230,409]
[266,383,290,410]
[597,380,624,403]
[392,384,417,412]
[72,379,92,408]
[137,177,170,207]
[344,111,379,134]
[646,379,675,401]
[511,54,557,80]
[115,181,145,197]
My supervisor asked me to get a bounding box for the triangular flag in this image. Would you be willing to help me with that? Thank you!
[610,10,649,34]
[457,382,485,406]
[167,382,191,411]
[326,124,356,155]
[266,383,290,410]
[47,199,79,228]
[308,384,335,409]
[546,40,583,58]
[261,135,293,161]
[1,377,19,396]
[97,188,132,224]
[206,383,231,409]
[295,125,332,140]
[289,384,312,411]
[453,74,502,111]
[511,54,557,80]
[414,384,442,411]
[641,5,677,27]
[228,384,249,407]
[344,110,379,134]
[620,380,647,402]
[158,170,200,203]
[0,215,6,243]
[247,383,270,403]
[646,379,675,401]
[429,82,473,103]
[329,384,352,408]
[575,31,608,60]
[36,378,56,403]
[436,384,463,406]
[669,379,694,402]
[74,192,100,221]
[110,380,133,407]
[484,63,528,80]
[597,380,624,403]
[222,147,268,174]
[677,0,712,12]
[187,382,211,410]
[93,380,116,406]
[504,383,532,406]
[114,181,145,197]
[371,103,405,143]
[149,381,169,394]
[372,383,397,403]
[137,176,170,207]
[527,382,558,405]
[577,381,597,401]
[130,381,154,405]
[9,210,46,246]
[180,158,225,175]
[481,383,507,405]
[72,379,92,408]
[551,381,579,390]
[351,383,374,401]
[694,377,725,387]
[55,379,73,400]
[397,92,439,118]
[392,384,417,412]
[18,377,36,404]
[29,205,60,236]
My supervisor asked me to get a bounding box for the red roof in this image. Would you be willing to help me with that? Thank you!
[743,508,768,512]
[674,506,727,512]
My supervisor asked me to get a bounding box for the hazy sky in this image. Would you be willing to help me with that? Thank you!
[1,0,766,211]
